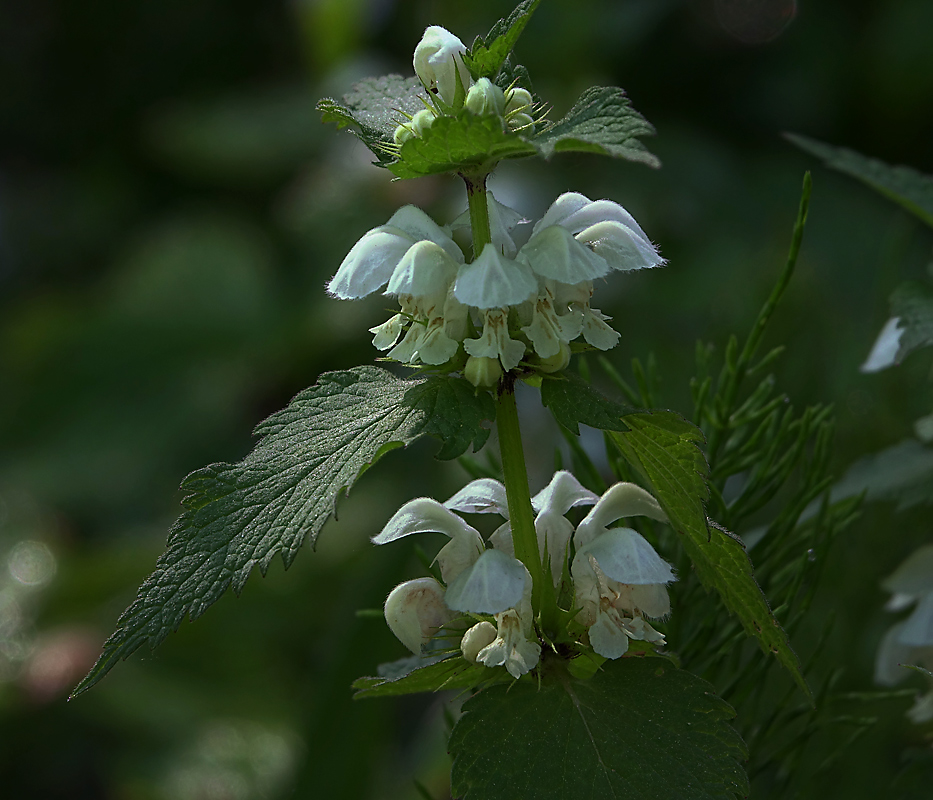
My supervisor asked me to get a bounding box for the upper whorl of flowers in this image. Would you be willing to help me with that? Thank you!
[324,25,664,385]
[326,191,663,381]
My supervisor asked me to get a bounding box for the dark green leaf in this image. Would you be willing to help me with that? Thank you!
[449,657,748,800]
[353,656,504,698]
[608,412,811,700]
[389,114,535,178]
[540,373,632,434]
[786,133,933,228]
[533,86,660,167]
[465,0,543,79]
[318,75,426,165]
[494,58,535,96]
[72,367,494,697]
[324,75,658,177]
[891,281,933,362]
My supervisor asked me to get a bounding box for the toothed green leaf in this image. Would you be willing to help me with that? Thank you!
[72,367,494,697]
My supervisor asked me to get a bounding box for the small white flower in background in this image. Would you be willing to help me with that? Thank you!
[413,26,473,105]
[875,545,933,723]
[571,482,674,659]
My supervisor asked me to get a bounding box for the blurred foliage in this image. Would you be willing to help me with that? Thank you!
[2,0,933,797]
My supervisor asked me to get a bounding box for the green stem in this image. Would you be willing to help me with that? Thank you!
[462,172,492,258]
[463,171,555,630]
[496,381,546,616]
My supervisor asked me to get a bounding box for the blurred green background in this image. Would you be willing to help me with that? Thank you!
[2,0,932,797]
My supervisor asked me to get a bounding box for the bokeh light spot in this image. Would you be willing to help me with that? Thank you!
[8,541,57,588]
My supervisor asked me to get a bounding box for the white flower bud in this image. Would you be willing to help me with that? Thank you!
[534,341,571,373]
[465,78,506,116]
[464,355,503,388]
[409,108,437,136]
[393,124,415,146]
[384,578,453,654]
[413,26,472,105]
[461,621,497,662]
[505,87,533,115]
[507,112,535,134]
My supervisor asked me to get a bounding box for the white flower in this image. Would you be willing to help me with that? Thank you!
[383,577,454,654]
[327,190,662,369]
[532,192,665,273]
[374,491,526,615]
[373,497,484,584]
[475,566,540,678]
[413,26,472,105]
[327,205,463,300]
[375,480,538,675]
[463,308,527,371]
[569,482,674,659]
[520,283,584,360]
[531,471,598,583]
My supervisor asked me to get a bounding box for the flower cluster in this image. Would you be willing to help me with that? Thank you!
[394,26,538,148]
[875,545,933,723]
[326,24,664,386]
[327,191,663,383]
[376,472,676,678]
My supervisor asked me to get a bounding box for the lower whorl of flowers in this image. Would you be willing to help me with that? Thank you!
[374,472,676,678]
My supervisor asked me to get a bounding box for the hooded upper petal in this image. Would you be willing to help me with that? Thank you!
[373,497,484,582]
[518,225,610,283]
[386,240,459,296]
[454,244,537,308]
[444,549,527,614]
[532,470,599,516]
[574,482,668,550]
[327,226,417,299]
[533,193,649,242]
[582,528,676,586]
[576,220,664,272]
[386,205,464,263]
[444,478,509,517]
